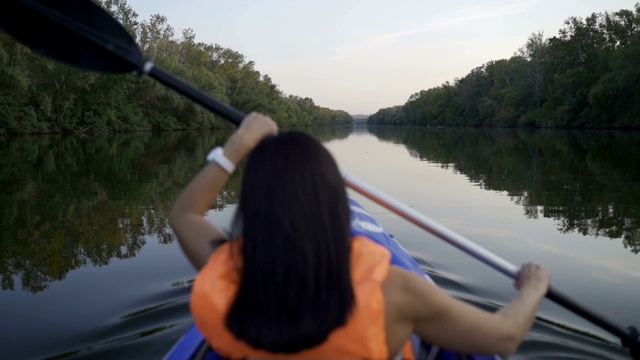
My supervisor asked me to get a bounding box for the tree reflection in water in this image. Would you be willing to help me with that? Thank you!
[0,130,213,292]
[367,126,640,255]
[0,126,354,293]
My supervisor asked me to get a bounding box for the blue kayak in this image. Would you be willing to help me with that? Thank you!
[164,197,501,360]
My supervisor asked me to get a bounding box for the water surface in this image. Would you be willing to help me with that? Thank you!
[1,126,637,359]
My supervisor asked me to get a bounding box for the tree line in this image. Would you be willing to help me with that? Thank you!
[0,0,353,134]
[369,4,640,128]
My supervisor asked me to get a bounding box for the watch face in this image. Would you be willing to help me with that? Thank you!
[206,147,235,174]
[207,147,221,162]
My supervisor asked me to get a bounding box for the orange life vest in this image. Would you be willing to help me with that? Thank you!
[190,235,415,359]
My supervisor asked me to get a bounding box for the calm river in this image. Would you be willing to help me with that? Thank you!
[1,126,638,359]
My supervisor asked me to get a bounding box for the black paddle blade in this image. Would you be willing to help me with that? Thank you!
[0,0,143,74]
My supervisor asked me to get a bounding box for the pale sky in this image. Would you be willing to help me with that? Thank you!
[126,0,636,115]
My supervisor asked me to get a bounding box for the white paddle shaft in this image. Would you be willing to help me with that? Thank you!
[342,171,520,278]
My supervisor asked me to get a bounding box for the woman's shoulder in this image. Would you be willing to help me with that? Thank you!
[382,266,416,315]
[382,266,446,319]
[383,265,426,291]
[381,266,429,353]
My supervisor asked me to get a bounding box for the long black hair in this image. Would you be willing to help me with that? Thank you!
[226,131,354,353]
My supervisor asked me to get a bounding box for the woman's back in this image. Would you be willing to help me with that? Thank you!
[192,235,412,359]
[225,130,355,352]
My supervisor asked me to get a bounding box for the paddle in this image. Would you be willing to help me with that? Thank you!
[1,0,638,357]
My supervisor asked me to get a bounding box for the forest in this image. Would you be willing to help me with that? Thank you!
[0,0,353,134]
[368,4,640,128]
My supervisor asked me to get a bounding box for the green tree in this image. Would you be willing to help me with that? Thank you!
[0,0,352,133]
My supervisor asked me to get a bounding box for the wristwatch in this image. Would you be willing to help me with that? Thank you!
[206,146,235,174]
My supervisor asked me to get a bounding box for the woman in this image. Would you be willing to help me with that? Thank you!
[169,112,551,359]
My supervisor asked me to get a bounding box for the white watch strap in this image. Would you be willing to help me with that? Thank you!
[206,146,236,174]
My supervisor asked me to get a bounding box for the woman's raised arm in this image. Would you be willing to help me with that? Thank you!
[169,112,278,270]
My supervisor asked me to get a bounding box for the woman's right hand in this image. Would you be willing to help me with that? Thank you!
[514,262,551,295]
[223,112,278,163]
